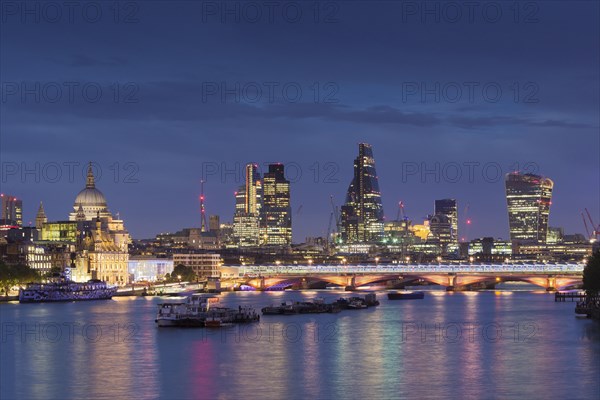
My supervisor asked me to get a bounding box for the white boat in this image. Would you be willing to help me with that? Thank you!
[155,294,219,327]
[19,277,117,303]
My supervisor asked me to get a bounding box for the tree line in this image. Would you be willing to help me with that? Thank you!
[0,261,41,296]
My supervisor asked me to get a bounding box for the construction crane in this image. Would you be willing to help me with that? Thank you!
[582,213,592,239]
[583,208,599,241]
[296,205,303,216]
[200,180,208,232]
[326,211,335,249]
[326,195,340,248]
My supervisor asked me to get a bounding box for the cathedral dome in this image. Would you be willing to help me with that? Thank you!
[74,187,107,207]
[69,163,110,221]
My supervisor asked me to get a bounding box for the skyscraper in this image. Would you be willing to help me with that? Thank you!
[340,143,384,243]
[0,194,23,227]
[505,172,554,244]
[429,214,452,254]
[232,164,262,247]
[434,199,458,244]
[261,164,291,246]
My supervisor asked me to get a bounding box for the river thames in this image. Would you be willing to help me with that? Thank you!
[1,287,599,400]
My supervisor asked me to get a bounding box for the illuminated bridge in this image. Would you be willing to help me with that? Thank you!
[234,263,584,291]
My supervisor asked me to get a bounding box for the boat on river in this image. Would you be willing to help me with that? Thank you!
[387,291,425,300]
[19,277,117,303]
[155,294,259,327]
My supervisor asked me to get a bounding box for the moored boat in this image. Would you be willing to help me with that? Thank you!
[155,295,259,327]
[19,277,117,303]
[155,294,220,327]
[387,291,425,300]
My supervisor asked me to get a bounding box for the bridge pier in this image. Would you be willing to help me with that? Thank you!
[446,275,458,291]
[257,277,266,291]
[344,275,356,291]
[546,277,556,292]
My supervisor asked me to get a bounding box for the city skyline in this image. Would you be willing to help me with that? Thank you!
[2,147,595,243]
[2,3,598,242]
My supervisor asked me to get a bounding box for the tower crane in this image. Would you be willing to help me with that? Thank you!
[583,208,599,241]
[582,213,591,239]
[326,195,340,248]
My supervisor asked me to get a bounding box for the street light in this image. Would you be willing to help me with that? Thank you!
[469,256,474,263]
[375,257,380,265]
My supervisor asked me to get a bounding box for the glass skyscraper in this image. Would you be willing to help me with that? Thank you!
[341,143,384,243]
[261,164,292,246]
[505,172,554,244]
[434,199,458,244]
[232,164,262,247]
[0,194,23,227]
[232,163,291,247]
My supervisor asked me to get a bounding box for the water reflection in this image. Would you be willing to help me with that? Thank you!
[1,291,599,399]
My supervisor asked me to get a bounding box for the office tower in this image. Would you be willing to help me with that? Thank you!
[261,164,292,246]
[244,163,261,215]
[429,214,452,254]
[340,205,359,243]
[434,199,458,243]
[0,194,23,227]
[340,143,384,243]
[505,172,553,244]
[232,164,262,247]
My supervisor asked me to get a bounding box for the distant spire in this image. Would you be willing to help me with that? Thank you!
[76,204,86,222]
[86,162,95,189]
[35,202,47,229]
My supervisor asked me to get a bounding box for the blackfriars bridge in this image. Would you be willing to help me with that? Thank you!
[229,263,584,291]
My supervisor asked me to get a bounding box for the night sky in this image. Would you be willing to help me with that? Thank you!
[1,1,598,241]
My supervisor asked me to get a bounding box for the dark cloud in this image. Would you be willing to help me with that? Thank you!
[0,1,598,239]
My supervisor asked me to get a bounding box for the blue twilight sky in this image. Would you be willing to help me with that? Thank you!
[0,1,598,241]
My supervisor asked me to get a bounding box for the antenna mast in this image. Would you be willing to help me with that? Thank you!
[200,180,208,232]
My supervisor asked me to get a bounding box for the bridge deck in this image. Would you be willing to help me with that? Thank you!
[242,263,584,275]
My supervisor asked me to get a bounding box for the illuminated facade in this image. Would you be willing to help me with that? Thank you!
[0,194,22,227]
[260,164,291,246]
[38,163,131,285]
[429,214,453,254]
[340,143,384,243]
[41,221,78,242]
[173,253,221,279]
[128,256,174,281]
[434,199,458,244]
[232,164,262,247]
[505,172,553,244]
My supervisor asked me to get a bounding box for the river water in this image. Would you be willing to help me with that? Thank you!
[1,287,599,400]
